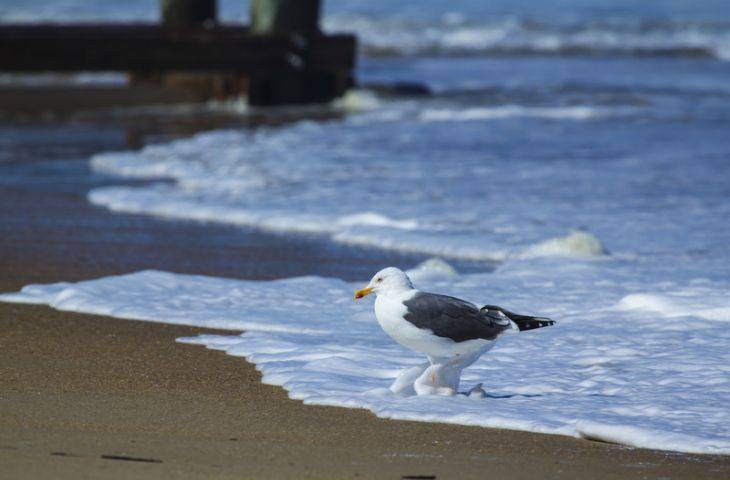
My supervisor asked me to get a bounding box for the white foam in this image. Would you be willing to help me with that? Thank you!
[616,292,730,322]
[420,106,600,122]
[406,258,459,283]
[2,260,729,455]
[324,15,730,60]
[0,72,127,87]
[338,212,419,230]
[519,232,608,259]
[333,89,383,112]
[86,118,624,263]
[86,103,728,268]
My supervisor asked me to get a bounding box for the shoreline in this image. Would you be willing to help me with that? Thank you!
[1,115,728,478]
[0,116,451,288]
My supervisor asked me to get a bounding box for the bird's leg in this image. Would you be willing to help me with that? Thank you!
[451,351,488,396]
[415,359,461,396]
[389,360,430,397]
[425,355,445,388]
[444,354,463,369]
[425,354,478,395]
[440,355,467,393]
[393,355,467,396]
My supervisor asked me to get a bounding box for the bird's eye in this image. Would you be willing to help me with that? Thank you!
[377,278,383,282]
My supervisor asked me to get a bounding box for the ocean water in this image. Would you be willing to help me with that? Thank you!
[2,0,730,454]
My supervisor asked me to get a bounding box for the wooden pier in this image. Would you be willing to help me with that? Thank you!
[0,0,356,109]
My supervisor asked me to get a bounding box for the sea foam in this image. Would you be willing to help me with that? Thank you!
[2,260,729,455]
[419,105,600,122]
[87,111,628,263]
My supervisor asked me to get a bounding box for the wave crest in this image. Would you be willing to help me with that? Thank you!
[325,16,730,60]
[520,232,608,259]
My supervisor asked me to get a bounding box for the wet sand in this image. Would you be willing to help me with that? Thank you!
[1,118,728,479]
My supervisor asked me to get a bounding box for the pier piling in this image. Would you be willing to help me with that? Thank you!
[161,0,217,28]
[0,0,355,111]
[251,0,320,35]
[248,0,351,106]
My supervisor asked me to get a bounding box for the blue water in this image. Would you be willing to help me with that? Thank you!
[2,0,729,296]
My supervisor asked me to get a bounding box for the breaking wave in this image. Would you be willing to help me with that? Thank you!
[325,16,730,60]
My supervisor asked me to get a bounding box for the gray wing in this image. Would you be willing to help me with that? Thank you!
[402,292,512,343]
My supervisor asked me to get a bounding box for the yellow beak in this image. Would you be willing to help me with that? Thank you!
[354,286,374,300]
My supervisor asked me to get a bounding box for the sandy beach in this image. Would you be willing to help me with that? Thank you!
[1,119,728,479]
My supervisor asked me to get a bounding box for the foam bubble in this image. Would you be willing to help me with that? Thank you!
[519,232,608,259]
[406,258,459,283]
[333,89,382,112]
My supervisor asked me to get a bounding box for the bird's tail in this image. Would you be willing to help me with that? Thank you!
[481,305,555,331]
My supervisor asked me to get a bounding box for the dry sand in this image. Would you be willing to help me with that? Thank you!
[0,119,727,479]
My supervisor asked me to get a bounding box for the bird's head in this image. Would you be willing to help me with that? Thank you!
[355,267,414,300]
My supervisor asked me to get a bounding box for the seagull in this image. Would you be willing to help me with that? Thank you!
[354,267,555,396]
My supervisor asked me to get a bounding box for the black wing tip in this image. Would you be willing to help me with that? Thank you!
[519,317,556,331]
[480,305,556,331]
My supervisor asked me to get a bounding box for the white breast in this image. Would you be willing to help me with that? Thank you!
[374,289,417,343]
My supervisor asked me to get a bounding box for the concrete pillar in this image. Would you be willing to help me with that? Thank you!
[147,1,221,99]
[250,0,320,36]
[248,0,349,106]
[161,0,217,27]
